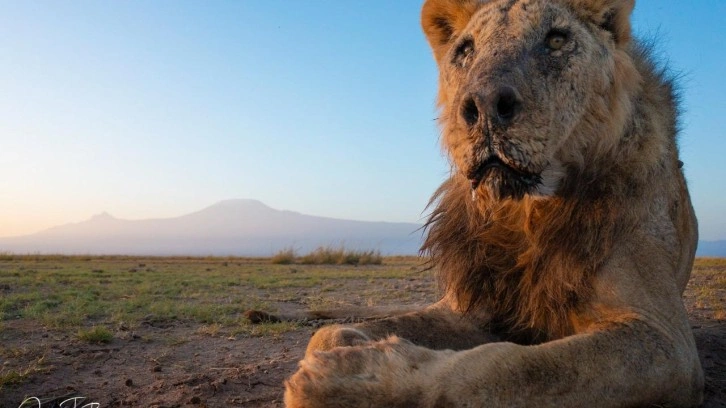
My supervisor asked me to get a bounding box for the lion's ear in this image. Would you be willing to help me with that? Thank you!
[421,0,483,63]
[569,0,635,45]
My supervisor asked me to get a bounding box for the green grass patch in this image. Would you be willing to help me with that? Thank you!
[77,326,114,344]
[0,255,424,332]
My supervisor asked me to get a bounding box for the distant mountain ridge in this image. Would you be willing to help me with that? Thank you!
[1,199,722,257]
[0,200,424,256]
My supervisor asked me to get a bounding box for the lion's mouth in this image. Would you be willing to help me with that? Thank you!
[467,156,541,200]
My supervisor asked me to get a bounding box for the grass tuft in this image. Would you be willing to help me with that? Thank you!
[0,355,49,390]
[197,323,223,336]
[271,247,296,264]
[78,326,114,344]
[270,246,383,265]
[0,370,25,388]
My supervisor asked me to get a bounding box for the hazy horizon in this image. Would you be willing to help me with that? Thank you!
[0,198,425,256]
[2,1,724,240]
[1,198,724,258]
[0,198,425,239]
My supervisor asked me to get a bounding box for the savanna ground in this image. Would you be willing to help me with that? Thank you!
[0,255,724,407]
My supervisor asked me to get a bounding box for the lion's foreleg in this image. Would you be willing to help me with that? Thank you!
[287,319,703,408]
[305,301,499,357]
[430,320,703,407]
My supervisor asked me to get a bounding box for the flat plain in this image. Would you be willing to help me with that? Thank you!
[1,256,724,407]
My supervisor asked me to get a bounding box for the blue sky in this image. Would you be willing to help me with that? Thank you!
[1,1,724,240]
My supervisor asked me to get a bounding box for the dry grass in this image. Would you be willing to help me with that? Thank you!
[270,247,296,264]
[196,323,223,336]
[232,321,300,337]
[271,246,383,266]
[685,258,726,321]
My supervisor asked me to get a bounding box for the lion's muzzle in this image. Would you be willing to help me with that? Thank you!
[468,155,541,200]
[459,84,541,200]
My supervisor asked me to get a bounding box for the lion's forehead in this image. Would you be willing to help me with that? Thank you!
[464,0,586,42]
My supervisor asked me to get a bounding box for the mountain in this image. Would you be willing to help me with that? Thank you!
[4,200,721,258]
[697,240,726,258]
[0,200,424,256]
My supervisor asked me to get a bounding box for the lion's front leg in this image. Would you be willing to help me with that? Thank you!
[430,320,703,407]
[285,336,454,408]
[304,300,499,358]
[285,319,703,408]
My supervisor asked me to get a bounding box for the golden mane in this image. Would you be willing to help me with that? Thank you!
[422,168,635,340]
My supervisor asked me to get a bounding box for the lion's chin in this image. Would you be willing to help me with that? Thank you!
[468,156,542,200]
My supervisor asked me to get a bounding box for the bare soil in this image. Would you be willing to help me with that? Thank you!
[2,266,724,408]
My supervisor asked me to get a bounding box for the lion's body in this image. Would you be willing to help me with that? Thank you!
[284,1,703,407]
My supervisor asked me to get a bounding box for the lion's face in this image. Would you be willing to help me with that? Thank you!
[423,0,635,200]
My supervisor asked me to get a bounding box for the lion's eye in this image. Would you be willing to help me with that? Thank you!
[452,37,475,67]
[545,31,568,51]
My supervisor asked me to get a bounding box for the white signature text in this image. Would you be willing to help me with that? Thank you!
[19,396,100,408]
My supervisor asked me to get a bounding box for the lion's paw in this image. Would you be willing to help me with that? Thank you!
[285,336,441,408]
[304,325,372,357]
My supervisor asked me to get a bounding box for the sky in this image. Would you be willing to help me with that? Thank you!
[0,0,724,240]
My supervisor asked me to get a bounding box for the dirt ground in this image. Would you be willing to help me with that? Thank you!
[2,267,725,407]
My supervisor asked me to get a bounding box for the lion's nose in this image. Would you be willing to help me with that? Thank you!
[460,95,481,127]
[492,85,522,126]
[460,85,522,128]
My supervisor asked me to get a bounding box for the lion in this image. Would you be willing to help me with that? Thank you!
[283,0,704,406]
